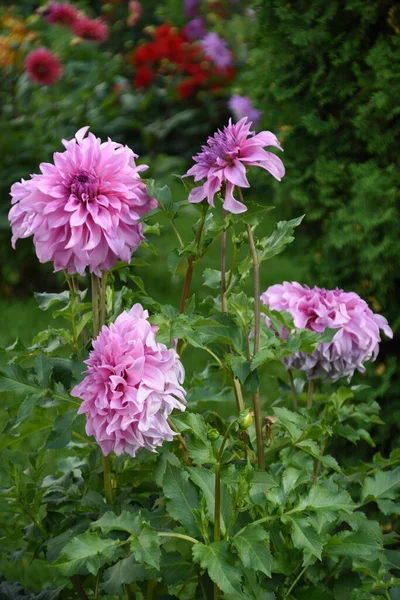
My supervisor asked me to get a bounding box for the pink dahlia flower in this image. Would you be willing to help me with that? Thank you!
[261,282,393,382]
[9,127,157,275]
[73,16,109,42]
[184,118,284,214]
[25,48,63,86]
[72,304,186,457]
[44,2,79,27]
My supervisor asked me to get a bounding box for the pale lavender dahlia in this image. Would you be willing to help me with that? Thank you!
[9,127,156,276]
[72,304,186,457]
[184,117,284,213]
[261,282,393,381]
[200,33,232,69]
[229,94,262,125]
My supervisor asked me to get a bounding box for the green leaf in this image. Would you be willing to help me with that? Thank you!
[296,440,342,474]
[102,555,153,594]
[0,365,42,397]
[162,464,201,536]
[192,542,242,596]
[273,406,307,441]
[160,551,193,586]
[282,515,323,564]
[226,355,251,384]
[248,471,279,507]
[129,522,161,569]
[232,525,272,577]
[361,467,400,513]
[203,268,222,289]
[34,354,52,388]
[259,215,304,263]
[238,202,274,226]
[324,530,383,560]
[55,532,119,576]
[92,510,138,535]
[45,410,78,450]
[188,467,232,535]
[295,486,355,516]
[34,291,70,311]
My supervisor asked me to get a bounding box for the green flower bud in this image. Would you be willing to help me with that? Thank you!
[207,426,220,441]
[238,409,253,430]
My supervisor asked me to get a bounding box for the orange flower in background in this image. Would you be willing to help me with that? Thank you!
[0,11,37,68]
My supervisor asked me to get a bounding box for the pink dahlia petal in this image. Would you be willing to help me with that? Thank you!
[223,182,246,214]
[9,128,157,274]
[261,282,393,382]
[73,16,109,42]
[71,303,186,457]
[184,118,284,213]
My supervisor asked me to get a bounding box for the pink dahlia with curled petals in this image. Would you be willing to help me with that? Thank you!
[25,48,63,86]
[261,282,393,382]
[71,304,186,457]
[9,127,157,275]
[73,16,109,42]
[44,2,79,27]
[184,118,284,214]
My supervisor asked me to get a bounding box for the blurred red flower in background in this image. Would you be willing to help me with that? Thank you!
[25,47,63,85]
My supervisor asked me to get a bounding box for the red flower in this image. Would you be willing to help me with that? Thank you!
[73,17,109,42]
[134,65,154,88]
[45,2,79,27]
[25,48,63,86]
[177,78,198,99]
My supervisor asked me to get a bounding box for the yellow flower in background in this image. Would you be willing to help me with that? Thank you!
[0,10,37,68]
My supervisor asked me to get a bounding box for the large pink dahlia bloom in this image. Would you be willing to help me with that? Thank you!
[9,127,157,275]
[72,304,186,457]
[184,118,284,214]
[261,282,393,382]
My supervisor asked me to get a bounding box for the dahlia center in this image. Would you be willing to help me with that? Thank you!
[70,171,99,200]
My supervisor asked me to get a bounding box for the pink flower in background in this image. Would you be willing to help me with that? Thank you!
[73,16,109,42]
[9,127,157,275]
[25,48,63,85]
[200,33,232,69]
[184,117,284,213]
[229,95,262,125]
[44,2,79,27]
[261,282,393,381]
[127,0,142,27]
[72,304,186,457]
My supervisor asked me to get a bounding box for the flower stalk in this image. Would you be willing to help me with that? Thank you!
[179,206,208,314]
[239,189,265,470]
[287,369,298,412]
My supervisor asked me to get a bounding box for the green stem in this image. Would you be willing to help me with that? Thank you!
[100,271,108,327]
[287,369,298,412]
[158,532,199,544]
[147,579,157,600]
[168,417,191,465]
[232,376,245,412]
[214,461,221,542]
[313,434,328,485]
[221,210,228,313]
[307,380,314,408]
[178,209,207,314]
[240,189,264,471]
[70,575,90,600]
[124,583,136,600]
[285,564,308,599]
[170,220,184,248]
[91,273,100,338]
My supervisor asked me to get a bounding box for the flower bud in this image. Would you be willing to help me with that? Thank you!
[238,409,253,430]
[206,426,220,441]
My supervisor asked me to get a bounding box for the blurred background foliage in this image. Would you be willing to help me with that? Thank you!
[0,0,398,530]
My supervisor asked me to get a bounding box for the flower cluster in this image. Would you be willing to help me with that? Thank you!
[184,117,284,213]
[25,48,63,85]
[261,282,393,381]
[131,24,234,99]
[72,304,186,457]
[9,127,156,276]
[0,12,37,68]
[42,1,109,42]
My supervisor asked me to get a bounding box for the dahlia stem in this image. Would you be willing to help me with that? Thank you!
[287,369,298,412]
[124,583,136,600]
[307,380,314,408]
[239,187,265,471]
[71,276,88,346]
[221,210,228,313]
[178,207,207,314]
[92,272,113,505]
[91,273,100,338]
[70,575,90,600]
[313,434,328,485]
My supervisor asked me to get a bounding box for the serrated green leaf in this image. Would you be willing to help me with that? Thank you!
[92,510,137,535]
[361,467,400,508]
[55,532,119,576]
[248,471,279,507]
[294,486,355,516]
[282,515,323,564]
[273,406,307,441]
[192,542,242,596]
[232,525,272,577]
[259,215,304,263]
[34,291,70,311]
[160,551,193,586]
[0,364,42,396]
[296,440,342,474]
[203,268,222,289]
[129,522,161,569]
[45,410,78,450]
[34,354,52,388]
[324,530,383,560]
[162,464,201,536]
[102,555,154,594]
